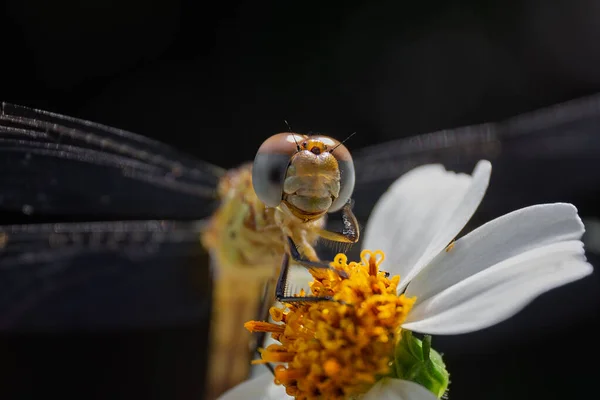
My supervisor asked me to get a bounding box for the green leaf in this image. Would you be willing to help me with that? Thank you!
[392,330,449,398]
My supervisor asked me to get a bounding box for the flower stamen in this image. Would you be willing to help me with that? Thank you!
[244,321,285,333]
[245,250,417,399]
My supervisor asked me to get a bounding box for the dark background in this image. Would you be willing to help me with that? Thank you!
[4,0,600,167]
[2,0,600,399]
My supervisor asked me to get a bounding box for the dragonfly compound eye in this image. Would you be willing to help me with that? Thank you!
[252,132,307,207]
[326,138,355,213]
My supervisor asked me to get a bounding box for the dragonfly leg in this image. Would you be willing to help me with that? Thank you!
[253,343,275,375]
[275,251,335,303]
[263,361,275,376]
[316,198,360,244]
[251,277,276,365]
[286,237,348,278]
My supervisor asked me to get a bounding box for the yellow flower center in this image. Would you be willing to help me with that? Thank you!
[245,250,416,400]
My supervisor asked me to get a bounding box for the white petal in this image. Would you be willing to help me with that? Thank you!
[362,378,438,400]
[363,160,491,292]
[406,203,586,302]
[402,240,592,334]
[217,373,290,400]
[404,203,592,334]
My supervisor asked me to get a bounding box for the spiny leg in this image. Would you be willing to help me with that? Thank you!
[253,238,341,357]
[251,254,328,367]
[252,204,360,361]
[250,235,341,359]
[286,236,348,279]
[275,251,335,303]
[273,201,358,305]
[316,198,360,245]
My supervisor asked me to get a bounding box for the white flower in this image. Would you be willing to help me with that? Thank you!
[218,372,438,400]
[219,160,593,400]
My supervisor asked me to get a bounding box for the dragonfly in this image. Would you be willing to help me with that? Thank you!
[1,94,600,399]
[200,132,360,398]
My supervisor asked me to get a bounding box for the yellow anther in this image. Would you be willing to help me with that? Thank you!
[248,250,416,400]
[331,253,349,268]
[244,321,285,333]
[323,358,342,377]
[260,344,296,363]
[269,307,286,322]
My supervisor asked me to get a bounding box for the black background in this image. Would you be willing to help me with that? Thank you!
[2,0,600,399]
[4,0,600,168]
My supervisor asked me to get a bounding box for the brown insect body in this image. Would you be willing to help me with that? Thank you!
[201,161,326,278]
[201,133,354,399]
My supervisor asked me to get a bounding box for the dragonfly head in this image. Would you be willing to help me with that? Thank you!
[252,133,355,218]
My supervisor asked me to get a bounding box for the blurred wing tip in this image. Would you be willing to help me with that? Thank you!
[0,102,10,117]
[1,102,28,116]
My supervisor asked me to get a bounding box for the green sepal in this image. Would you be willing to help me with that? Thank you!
[391,330,449,398]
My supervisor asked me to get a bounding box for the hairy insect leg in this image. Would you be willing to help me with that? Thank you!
[275,251,335,303]
[316,199,360,244]
[286,236,349,278]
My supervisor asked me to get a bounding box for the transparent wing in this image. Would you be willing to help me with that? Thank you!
[0,102,226,220]
[314,93,600,263]
[0,220,211,331]
[317,95,600,351]
[348,93,600,232]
